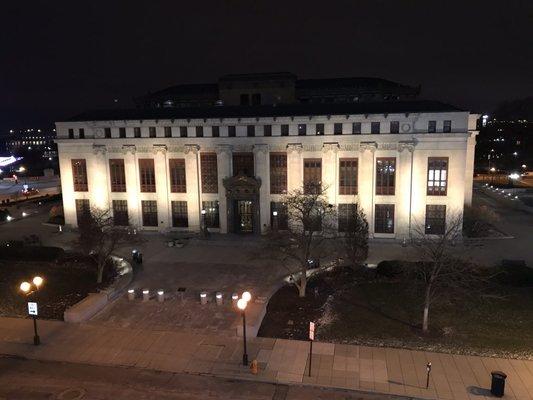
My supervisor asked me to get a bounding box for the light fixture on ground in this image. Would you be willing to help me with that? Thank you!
[236,291,252,366]
[19,276,44,345]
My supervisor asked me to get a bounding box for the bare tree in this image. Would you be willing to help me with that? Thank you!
[261,184,337,297]
[408,212,486,332]
[76,208,139,283]
[338,205,369,269]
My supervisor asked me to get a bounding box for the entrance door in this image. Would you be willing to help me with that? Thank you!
[236,200,254,233]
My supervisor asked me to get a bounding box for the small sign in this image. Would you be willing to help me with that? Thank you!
[28,302,38,316]
[309,321,315,341]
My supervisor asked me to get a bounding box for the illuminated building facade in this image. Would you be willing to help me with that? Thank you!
[56,99,478,238]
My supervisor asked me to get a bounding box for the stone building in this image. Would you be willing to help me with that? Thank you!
[55,98,478,239]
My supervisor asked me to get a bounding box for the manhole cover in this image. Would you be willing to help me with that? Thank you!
[56,388,86,400]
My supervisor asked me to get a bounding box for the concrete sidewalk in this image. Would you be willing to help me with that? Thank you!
[1,317,532,400]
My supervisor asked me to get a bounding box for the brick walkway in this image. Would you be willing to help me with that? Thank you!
[1,317,532,399]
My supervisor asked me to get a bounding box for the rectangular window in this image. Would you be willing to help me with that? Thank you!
[149,126,156,138]
[425,205,446,235]
[315,123,324,135]
[264,125,272,137]
[104,128,111,138]
[169,159,186,193]
[443,120,452,133]
[371,122,380,134]
[112,200,129,226]
[339,158,358,195]
[233,153,254,176]
[375,204,394,234]
[109,159,126,192]
[68,128,74,139]
[390,121,400,134]
[202,201,219,228]
[298,124,307,136]
[164,126,172,138]
[240,93,249,106]
[270,202,288,230]
[428,121,436,133]
[119,127,126,138]
[141,200,158,227]
[338,203,358,233]
[376,158,396,195]
[79,128,85,139]
[171,201,188,227]
[304,158,322,194]
[201,153,218,193]
[71,159,88,192]
[252,93,261,105]
[75,199,90,226]
[212,126,220,137]
[427,157,448,196]
[247,125,255,137]
[281,124,289,136]
[180,126,188,138]
[134,127,141,138]
[139,159,156,192]
[270,153,287,194]
[352,122,361,134]
[196,126,204,137]
[228,125,236,137]
[334,123,343,135]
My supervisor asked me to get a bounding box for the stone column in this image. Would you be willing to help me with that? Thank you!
[57,145,76,227]
[358,142,377,234]
[122,145,140,227]
[322,143,339,204]
[184,145,201,232]
[397,142,415,239]
[287,143,303,192]
[254,144,270,233]
[464,132,477,206]
[89,145,110,210]
[153,145,169,231]
[216,145,232,233]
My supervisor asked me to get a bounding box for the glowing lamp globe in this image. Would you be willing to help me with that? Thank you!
[242,291,251,302]
[237,298,247,310]
[33,276,43,288]
[20,282,31,293]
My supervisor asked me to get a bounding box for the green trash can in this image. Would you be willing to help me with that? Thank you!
[490,371,507,397]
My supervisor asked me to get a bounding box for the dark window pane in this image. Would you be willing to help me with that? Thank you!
[304,158,322,194]
[149,126,156,138]
[233,153,254,176]
[134,127,141,138]
[375,204,394,234]
[75,199,90,226]
[72,159,88,192]
[338,203,358,233]
[298,124,307,136]
[202,201,219,228]
[240,94,249,106]
[228,126,236,137]
[443,120,452,133]
[104,128,111,138]
[109,159,126,192]
[371,122,380,134]
[164,126,172,137]
[201,153,218,193]
[270,153,287,194]
[334,123,343,135]
[428,121,436,133]
[376,158,395,195]
[139,159,156,192]
[171,201,188,227]
[68,128,74,139]
[252,93,261,105]
[196,126,204,137]
[270,202,288,230]
[390,121,399,134]
[264,125,272,136]
[315,123,324,135]
[112,200,129,226]
[281,124,289,136]
[169,159,186,192]
[339,158,358,195]
[212,126,220,137]
[247,125,255,137]
[180,126,188,137]
[79,128,85,139]
[352,122,361,134]
[119,128,126,138]
[141,200,158,227]
[425,205,446,234]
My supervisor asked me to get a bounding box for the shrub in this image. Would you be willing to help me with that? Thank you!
[463,205,499,237]
[377,260,404,278]
[494,261,533,287]
[0,245,64,262]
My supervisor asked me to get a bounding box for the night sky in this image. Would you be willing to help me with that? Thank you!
[1,0,532,131]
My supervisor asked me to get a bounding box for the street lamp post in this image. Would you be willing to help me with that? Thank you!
[237,291,252,366]
[200,209,209,239]
[19,276,44,345]
[272,211,278,232]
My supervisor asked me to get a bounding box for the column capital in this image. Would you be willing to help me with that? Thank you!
[121,145,136,155]
[322,142,340,154]
[184,144,200,155]
[398,141,416,153]
[359,141,377,153]
[286,143,303,154]
[92,144,107,155]
[253,144,269,155]
[152,144,167,155]
[215,144,233,156]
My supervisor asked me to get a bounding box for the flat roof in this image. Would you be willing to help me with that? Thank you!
[62,100,464,123]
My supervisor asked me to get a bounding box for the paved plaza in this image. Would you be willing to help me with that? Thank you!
[1,317,533,399]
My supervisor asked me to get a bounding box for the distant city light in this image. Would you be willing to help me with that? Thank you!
[509,173,520,180]
[6,216,13,222]
[513,152,518,156]
[522,164,527,169]
[490,167,496,172]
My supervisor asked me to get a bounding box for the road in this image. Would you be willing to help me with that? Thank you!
[0,356,407,400]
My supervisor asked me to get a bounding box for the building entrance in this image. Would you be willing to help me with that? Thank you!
[235,200,254,233]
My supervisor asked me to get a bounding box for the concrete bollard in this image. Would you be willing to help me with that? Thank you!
[232,293,238,307]
[216,292,223,306]
[157,290,164,303]
[142,289,150,302]
[128,289,135,301]
[200,292,208,305]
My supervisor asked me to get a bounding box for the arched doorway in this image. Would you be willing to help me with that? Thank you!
[223,173,262,234]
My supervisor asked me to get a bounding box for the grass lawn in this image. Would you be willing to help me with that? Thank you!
[0,252,105,320]
[258,266,533,359]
